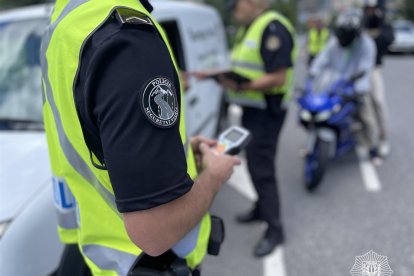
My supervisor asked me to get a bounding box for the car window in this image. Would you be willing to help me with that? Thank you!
[395,26,411,32]
[393,21,414,33]
[0,18,47,123]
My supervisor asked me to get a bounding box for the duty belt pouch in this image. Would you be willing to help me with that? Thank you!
[129,250,191,276]
[130,216,225,275]
[207,216,225,256]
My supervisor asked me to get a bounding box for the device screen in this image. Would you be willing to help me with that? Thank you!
[225,129,244,142]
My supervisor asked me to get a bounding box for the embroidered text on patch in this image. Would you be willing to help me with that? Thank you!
[141,77,179,128]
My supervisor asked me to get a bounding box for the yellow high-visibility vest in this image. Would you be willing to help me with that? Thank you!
[41,0,210,275]
[229,11,298,109]
[308,27,329,56]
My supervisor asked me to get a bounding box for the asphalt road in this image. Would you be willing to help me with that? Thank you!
[203,54,414,276]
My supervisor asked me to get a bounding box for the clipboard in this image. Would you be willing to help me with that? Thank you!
[207,71,251,85]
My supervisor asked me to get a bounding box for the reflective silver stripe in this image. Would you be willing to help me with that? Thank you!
[41,0,120,216]
[231,61,264,72]
[83,245,137,276]
[228,97,266,109]
[42,0,90,49]
[42,85,46,105]
[56,209,78,229]
[52,177,79,229]
[172,223,201,258]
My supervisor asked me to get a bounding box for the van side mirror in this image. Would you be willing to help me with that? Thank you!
[25,33,42,67]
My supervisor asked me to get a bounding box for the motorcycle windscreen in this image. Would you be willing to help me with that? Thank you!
[311,70,343,95]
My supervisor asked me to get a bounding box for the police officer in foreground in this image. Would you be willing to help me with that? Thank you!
[363,0,394,158]
[41,0,241,275]
[215,0,296,257]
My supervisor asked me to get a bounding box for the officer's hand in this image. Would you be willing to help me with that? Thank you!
[180,71,190,91]
[218,76,239,91]
[199,142,241,190]
[239,81,253,91]
[191,136,217,152]
[191,71,210,80]
[190,136,217,170]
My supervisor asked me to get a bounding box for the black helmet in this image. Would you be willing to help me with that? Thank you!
[226,0,237,11]
[363,0,384,28]
[334,9,363,48]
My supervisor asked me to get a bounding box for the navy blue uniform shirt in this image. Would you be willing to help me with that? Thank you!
[260,20,294,72]
[74,13,193,213]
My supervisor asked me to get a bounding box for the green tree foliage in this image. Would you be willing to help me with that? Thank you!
[0,0,48,9]
[203,0,231,25]
[403,0,414,22]
[204,0,297,25]
[204,0,297,46]
[271,0,297,25]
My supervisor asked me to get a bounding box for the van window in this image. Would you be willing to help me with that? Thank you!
[159,21,186,71]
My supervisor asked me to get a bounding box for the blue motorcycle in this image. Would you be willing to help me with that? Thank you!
[297,72,364,191]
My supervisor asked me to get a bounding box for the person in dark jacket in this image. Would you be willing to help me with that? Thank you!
[363,0,394,158]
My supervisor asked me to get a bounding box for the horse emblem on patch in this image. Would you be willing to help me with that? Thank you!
[141,77,179,128]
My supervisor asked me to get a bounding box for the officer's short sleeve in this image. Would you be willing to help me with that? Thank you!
[80,23,193,213]
[260,20,294,72]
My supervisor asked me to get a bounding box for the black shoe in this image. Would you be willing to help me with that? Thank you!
[253,229,284,258]
[235,209,262,224]
[369,147,383,166]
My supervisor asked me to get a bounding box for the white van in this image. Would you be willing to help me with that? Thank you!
[0,2,228,275]
[153,1,230,136]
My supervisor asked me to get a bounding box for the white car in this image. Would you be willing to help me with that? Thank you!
[0,2,228,275]
[389,20,414,54]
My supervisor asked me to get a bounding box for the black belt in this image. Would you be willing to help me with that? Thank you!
[129,255,199,276]
[129,216,224,276]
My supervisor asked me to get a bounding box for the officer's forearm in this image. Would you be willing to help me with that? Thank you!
[123,170,220,257]
[247,70,287,91]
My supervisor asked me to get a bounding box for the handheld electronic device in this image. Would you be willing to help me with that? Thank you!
[214,126,251,155]
[211,71,251,84]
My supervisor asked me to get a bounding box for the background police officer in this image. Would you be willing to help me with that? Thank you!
[363,0,394,158]
[218,0,296,257]
[307,16,330,66]
[41,0,240,275]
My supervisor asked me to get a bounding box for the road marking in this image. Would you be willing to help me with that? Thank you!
[227,105,257,200]
[228,159,257,201]
[228,157,287,276]
[264,247,287,276]
[356,147,382,192]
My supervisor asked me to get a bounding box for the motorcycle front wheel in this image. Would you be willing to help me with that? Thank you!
[304,139,331,191]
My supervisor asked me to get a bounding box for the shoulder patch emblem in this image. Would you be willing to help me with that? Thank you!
[115,8,153,26]
[141,77,179,128]
[266,35,281,51]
